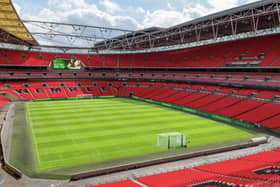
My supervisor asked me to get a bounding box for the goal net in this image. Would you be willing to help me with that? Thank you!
[157,132,186,149]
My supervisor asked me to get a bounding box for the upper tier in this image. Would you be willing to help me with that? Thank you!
[0,34,280,68]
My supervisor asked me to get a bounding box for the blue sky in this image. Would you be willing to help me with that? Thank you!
[13,0,260,30]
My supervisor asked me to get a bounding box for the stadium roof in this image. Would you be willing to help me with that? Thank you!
[0,0,37,46]
[93,0,280,51]
[94,27,163,48]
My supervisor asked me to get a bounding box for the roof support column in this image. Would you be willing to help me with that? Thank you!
[179,29,185,43]
[277,1,280,26]
[230,16,237,35]
[195,25,201,42]
[251,9,257,33]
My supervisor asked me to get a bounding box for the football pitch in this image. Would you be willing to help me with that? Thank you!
[24,98,258,172]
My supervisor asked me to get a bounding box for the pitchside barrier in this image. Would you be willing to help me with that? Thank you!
[131,96,257,130]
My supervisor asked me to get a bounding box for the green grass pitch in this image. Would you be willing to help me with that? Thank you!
[26,98,258,172]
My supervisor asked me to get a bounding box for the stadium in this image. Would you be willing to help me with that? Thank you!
[0,0,280,186]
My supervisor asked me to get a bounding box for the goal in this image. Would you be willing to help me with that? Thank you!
[157,132,186,149]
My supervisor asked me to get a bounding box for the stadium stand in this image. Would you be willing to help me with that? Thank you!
[1,34,280,68]
[215,100,266,118]
[2,68,280,92]
[0,96,10,108]
[260,115,280,129]
[195,158,280,182]
[236,103,280,123]
[90,148,280,187]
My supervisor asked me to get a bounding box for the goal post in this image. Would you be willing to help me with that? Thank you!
[157,132,187,149]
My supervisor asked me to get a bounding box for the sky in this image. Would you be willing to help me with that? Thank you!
[13,0,261,30]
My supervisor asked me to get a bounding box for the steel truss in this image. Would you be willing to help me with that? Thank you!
[94,0,280,50]
[23,20,134,49]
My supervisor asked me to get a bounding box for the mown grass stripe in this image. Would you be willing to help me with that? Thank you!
[26,98,258,172]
